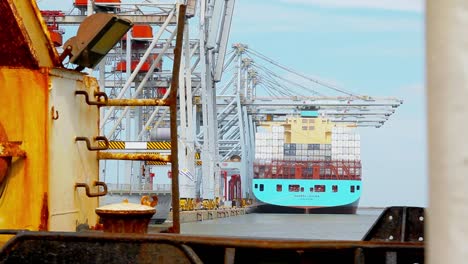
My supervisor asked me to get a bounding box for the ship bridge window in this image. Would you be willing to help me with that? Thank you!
[350,185,355,193]
[314,185,326,192]
[357,185,360,191]
[309,187,314,192]
[289,184,300,192]
[276,184,282,192]
[260,184,264,192]
[254,184,258,189]
[332,185,338,192]
[300,187,304,192]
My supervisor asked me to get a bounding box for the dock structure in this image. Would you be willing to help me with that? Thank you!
[166,208,247,223]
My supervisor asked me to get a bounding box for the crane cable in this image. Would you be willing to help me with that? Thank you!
[246,48,366,99]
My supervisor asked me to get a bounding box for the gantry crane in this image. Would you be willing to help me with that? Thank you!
[39,0,400,213]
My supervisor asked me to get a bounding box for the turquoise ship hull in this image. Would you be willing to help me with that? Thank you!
[252,179,361,214]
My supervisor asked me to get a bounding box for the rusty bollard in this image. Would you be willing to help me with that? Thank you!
[95,200,156,234]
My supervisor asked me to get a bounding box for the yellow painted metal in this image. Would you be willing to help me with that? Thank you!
[0,69,49,231]
[179,198,196,211]
[261,117,335,144]
[105,98,168,107]
[0,68,102,235]
[179,199,187,211]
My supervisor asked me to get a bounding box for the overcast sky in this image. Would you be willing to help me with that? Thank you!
[38,0,426,207]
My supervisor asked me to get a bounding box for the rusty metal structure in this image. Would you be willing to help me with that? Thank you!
[0,207,425,263]
[0,0,426,263]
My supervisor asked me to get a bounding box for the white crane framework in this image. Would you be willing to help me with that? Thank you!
[45,0,401,206]
[213,44,402,199]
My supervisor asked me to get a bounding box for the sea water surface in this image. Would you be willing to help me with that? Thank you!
[180,208,383,240]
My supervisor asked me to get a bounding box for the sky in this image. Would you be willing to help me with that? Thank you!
[227,0,426,206]
[37,0,426,207]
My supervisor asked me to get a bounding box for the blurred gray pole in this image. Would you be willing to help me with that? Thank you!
[427,1,468,263]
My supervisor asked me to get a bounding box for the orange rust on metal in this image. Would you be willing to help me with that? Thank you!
[0,142,26,158]
[0,0,60,68]
[38,193,49,231]
[105,98,169,107]
[75,181,108,197]
[96,210,155,234]
[97,152,171,162]
[0,122,11,185]
[75,136,109,151]
[0,1,39,68]
[141,195,158,207]
[169,4,187,234]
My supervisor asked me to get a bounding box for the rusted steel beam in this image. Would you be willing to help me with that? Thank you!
[0,231,424,264]
[106,98,169,107]
[0,142,26,157]
[169,4,187,234]
[97,152,170,162]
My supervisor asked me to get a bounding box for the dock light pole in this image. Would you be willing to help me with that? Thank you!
[427,1,468,263]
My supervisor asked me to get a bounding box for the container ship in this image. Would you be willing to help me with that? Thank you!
[252,114,362,214]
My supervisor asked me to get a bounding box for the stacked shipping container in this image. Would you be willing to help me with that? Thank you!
[331,126,361,161]
[255,126,285,161]
[254,121,361,180]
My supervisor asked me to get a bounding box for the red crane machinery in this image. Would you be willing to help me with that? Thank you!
[40,10,65,47]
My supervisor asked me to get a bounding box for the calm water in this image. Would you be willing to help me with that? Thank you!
[180,208,383,240]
